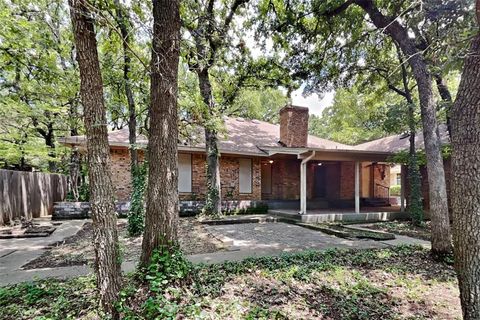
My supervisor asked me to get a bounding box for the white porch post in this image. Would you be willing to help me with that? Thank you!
[400,165,405,212]
[300,151,316,215]
[300,162,307,214]
[355,161,360,214]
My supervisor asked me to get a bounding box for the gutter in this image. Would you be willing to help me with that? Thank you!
[301,150,316,165]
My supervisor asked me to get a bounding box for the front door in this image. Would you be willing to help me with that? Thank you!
[314,165,327,198]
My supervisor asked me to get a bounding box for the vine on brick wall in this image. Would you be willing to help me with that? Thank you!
[408,154,424,226]
[202,150,221,218]
[128,162,147,236]
[202,176,220,218]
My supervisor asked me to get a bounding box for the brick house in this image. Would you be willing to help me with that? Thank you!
[60,105,396,214]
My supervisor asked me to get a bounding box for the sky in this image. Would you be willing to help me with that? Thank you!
[291,89,334,116]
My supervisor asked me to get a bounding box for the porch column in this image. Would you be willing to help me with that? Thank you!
[400,165,405,212]
[300,151,316,214]
[355,161,360,214]
[300,162,307,214]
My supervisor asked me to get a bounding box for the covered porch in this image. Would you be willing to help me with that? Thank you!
[259,147,407,215]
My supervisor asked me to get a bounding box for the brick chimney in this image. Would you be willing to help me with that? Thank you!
[279,105,309,147]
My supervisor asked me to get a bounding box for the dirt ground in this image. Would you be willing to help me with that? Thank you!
[4,246,461,320]
[22,218,225,269]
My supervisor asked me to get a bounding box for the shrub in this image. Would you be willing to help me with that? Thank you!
[225,203,269,215]
[118,247,193,319]
[390,185,401,196]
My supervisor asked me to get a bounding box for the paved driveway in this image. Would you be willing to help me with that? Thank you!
[204,222,385,253]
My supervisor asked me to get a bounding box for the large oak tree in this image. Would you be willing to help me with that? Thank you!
[451,0,480,318]
[68,0,122,317]
[354,0,451,253]
[183,0,248,217]
[140,0,181,266]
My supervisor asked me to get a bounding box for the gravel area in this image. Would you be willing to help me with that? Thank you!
[22,218,225,270]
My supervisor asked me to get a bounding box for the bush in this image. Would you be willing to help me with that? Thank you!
[390,185,401,196]
[118,247,193,319]
[225,203,269,215]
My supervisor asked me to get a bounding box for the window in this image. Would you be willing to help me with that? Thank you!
[396,173,401,186]
[178,153,192,193]
[239,158,252,193]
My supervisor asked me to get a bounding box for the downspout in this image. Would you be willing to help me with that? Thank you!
[300,150,316,214]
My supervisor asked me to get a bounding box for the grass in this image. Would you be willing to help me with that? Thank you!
[0,246,460,320]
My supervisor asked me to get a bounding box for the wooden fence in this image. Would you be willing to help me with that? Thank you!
[0,169,68,225]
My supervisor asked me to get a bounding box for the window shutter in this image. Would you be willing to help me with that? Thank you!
[239,158,252,193]
[178,153,192,192]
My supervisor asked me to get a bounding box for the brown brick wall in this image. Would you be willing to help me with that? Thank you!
[110,148,146,201]
[109,148,261,201]
[339,162,355,199]
[185,154,261,201]
[262,158,301,200]
[279,106,309,147]
[110,149,133,201]
[190,153,206,198]
[337,162,391,200]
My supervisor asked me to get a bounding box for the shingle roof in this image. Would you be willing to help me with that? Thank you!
[60,116,352,155]
[354,124,450,153]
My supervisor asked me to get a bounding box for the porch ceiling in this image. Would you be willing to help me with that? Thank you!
[298,149,393,162]
[259,146,393,162]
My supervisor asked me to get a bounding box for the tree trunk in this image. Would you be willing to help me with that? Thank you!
[140,0,180,267]
[113,0,137,170]
[69,149,80,201]
[355,0,452,255]
[434,74,453,138]
[44,120,56,172]
[68,0,122,318]
[69,100,81,201]
[197,69,222,216]
[451,6,480,318]
[33,112,56,172]
[395,48,424,224]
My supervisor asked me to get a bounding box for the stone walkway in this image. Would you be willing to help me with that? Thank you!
[0,219,87,286]
[0,219,430,286]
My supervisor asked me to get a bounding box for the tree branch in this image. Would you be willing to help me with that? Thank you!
[321,0,355,17]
